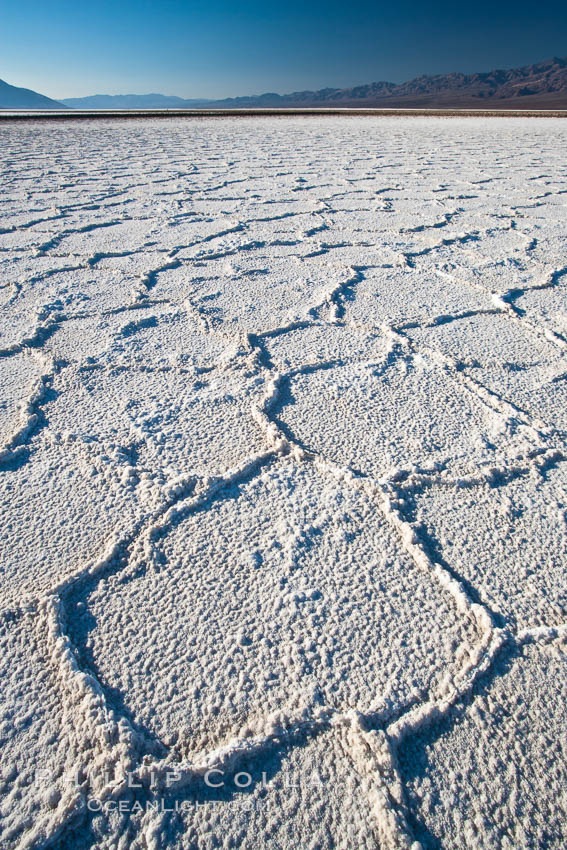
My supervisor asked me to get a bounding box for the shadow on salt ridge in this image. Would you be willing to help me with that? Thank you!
[162,254,355,333]
[0,354,44,446]
[404,462,567,631]
[515,275,567,341]
[9,267,147,315]
[0,295,62,353]
[399,639,567,850]
[43,219,156,259]
[430,251,555,299]
[47,303,230,369]
[342,265,493,327]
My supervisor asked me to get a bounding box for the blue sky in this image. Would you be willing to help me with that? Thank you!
[3,0,567,99]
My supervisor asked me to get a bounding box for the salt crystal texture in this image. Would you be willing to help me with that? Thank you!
[0,116,566,849]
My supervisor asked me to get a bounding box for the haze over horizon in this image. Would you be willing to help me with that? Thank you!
[3,0,567,100]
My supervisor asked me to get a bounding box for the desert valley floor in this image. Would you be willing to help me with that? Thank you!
[1,116,566,849]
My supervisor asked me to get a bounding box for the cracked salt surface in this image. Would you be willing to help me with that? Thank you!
[0,116,566,850]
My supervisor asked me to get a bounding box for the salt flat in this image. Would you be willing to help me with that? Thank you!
[0,116,566,850]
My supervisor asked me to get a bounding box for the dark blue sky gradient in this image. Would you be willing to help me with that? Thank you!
[3,0,567,98]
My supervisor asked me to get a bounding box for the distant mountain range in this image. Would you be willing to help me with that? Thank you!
[61,93,215,109]
[2,56,567,111]
[0,78,66,110]
[60,57,567,110]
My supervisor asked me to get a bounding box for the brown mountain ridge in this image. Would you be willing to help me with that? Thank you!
[204,56,567,109]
